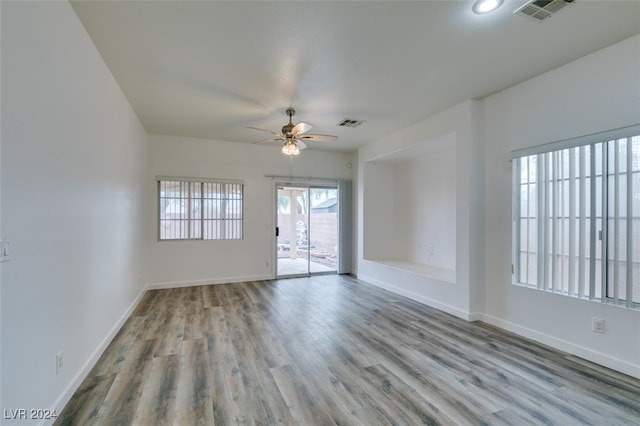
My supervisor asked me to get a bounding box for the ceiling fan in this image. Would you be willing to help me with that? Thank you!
[248,108,337,155]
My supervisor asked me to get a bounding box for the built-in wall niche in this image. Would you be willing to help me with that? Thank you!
[363,134,456,282]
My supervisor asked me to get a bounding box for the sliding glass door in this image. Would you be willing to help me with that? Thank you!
[276,185,338,277]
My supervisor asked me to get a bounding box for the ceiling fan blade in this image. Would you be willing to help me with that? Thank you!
[246,126,282,136]
[291,122,312,136]
[252,137,283,144]
[297,141,307,150]
[299,134,338,142]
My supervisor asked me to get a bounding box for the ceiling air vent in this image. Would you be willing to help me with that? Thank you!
[337,118,366,128]
[515,0,575,22]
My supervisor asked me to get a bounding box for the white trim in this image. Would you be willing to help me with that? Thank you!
[156,175,244,184]
[480,314,640,379]
[265,174,338,185]
[145,274,273,290]
[467,312,484,322]
[358,274,474,321]
[510,124,640,160]
[41,287,147,426]
[338,179,353,275]
[626,138,634,308]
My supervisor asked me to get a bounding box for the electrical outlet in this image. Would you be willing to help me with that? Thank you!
[56,351,64,374]
[592,317,605,334]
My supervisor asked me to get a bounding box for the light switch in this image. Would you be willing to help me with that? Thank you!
[0,236,10,263]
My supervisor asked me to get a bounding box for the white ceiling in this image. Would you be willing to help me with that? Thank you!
[70,0,640,153]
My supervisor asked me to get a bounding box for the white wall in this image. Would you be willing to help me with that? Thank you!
[362,161,398,260]
[355,33,638,378]
[400,148,456,270]
[483,34,640,377]
[362,146,457,270]
[357,100,484,320]
[0,1,4,415]
[1,2,148,422]
[1,10,636,426]
[146,134,353,288]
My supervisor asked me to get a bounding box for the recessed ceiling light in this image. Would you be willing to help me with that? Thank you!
[472,0,504,14]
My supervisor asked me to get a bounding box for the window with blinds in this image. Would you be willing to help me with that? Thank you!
[158,178,243,241]
[513,128,639,309]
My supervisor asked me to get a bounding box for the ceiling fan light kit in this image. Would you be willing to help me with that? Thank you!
[281,139,301,156]
[248,108,338,156]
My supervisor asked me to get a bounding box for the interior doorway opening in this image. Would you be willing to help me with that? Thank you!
[276,185,338,277]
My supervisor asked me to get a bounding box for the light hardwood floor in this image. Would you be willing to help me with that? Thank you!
[55,275,640,425]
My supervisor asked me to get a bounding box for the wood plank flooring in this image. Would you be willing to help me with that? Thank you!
[55,275,640,425]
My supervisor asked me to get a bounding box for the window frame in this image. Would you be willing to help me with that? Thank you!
[157,176,244,242]
[511,125,640,310]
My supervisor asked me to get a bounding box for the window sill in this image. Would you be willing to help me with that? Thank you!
[367,259,456,283]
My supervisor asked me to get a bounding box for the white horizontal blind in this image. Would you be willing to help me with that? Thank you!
[513,130,640,309]
[158,179,243,241]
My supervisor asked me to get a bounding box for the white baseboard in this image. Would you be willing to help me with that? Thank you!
[42,286,147,426]
[358,274,475,321]
[358,275,639,379]
[480,313,640,379]
[467,312,484,322]
[42,274,638,426]
[44,275,274,424]
[145,274,273,290]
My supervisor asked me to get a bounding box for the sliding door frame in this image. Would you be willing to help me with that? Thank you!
[274,180,340,278]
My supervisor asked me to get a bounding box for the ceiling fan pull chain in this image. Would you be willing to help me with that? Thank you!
[289,156,294,182]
